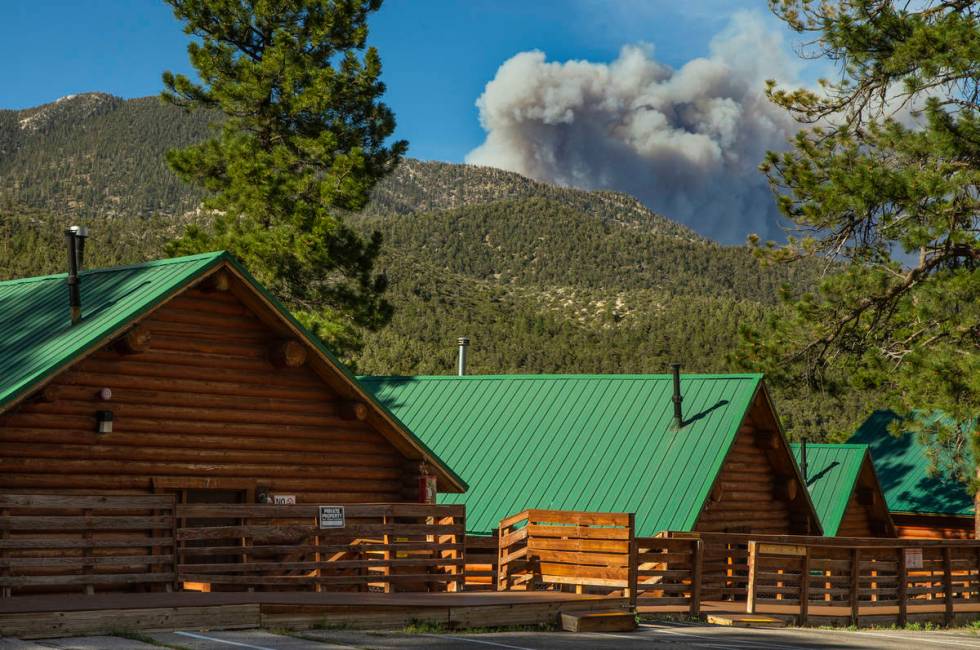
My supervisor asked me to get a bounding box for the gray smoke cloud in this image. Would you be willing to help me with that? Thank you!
[466,12,804,244]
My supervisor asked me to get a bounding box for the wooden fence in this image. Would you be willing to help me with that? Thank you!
[0,494,177,596]
[660,531,980,605]
[497,510,635,596]
[635,536,702,615]
[176,502,465,592]
[464,535,498,590]
[0,497,464,596]
[747,539,980,626]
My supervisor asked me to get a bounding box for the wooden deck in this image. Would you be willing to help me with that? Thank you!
[0,591,630,639]
[639,599,980,628]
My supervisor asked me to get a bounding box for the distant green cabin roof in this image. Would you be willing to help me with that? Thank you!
[360,374,766,536]
[791,443,868,536]
[848,410,974,517]
[0,252,465,491]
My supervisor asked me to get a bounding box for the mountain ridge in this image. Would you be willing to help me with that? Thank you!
[0,93,867,440]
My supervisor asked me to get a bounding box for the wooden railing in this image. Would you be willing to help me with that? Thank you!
[464,535,498,590]
[747,539,980,626]
[635,536,702,615]
[661,531,980,604]
[497,509,636,598]
[0,494,177,596]
[176,503,465,592]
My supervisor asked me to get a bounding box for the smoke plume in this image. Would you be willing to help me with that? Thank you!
[466,13,804,243]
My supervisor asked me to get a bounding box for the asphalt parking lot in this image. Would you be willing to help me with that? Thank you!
[5,621,980,649]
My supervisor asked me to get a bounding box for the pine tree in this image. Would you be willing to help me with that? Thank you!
[741,0,979,525]
[162,0,406,355]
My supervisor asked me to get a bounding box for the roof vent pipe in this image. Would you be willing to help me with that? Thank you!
[671,362,683,428]
[65,226,88,325]
[800,437,808,483]
[457,337,469,376]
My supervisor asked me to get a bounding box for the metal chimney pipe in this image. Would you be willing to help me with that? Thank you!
[71,225,88,269]
[65,227,87,325]
[671,363,683,428]
[801,437,808,483]
[457,337,470,376]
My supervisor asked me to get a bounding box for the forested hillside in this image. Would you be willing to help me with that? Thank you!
[0,94,211,219]
[0,93,871,441]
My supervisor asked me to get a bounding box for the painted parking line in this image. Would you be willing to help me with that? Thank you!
[173,631,278,650]
[421,634,536,650]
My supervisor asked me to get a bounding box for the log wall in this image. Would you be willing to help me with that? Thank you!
[0,286,415,503]
[836,492,875,538]
[694,393,814,536]
[894,514,974,540]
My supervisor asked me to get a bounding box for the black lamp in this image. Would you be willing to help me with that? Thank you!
[96,410,113,434]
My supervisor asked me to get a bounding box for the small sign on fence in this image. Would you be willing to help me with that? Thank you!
[905,547,923,569]
[318,505,345,529]
[759,543,806,557]
[272,495,296,505]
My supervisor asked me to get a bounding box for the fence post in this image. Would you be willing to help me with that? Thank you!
[497,521,509,591]
[690,538,703,618]
[799,547,809,627]
[943,546,954,626]
[849,548,860,627]
[169,495,179,594]
[897,547,907,627]
[746,541,758,614]
[447,512,462,593]
[382,511,393,594]
[0,507,9,598]
[313,515,321,594]
[627,513,638,608]
[975,547,980,602]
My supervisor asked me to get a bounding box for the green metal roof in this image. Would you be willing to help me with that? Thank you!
[848,410,974,517]
[790,443,867,536]
[0,251,227,412]
[360,374,765,536]
[0,252,466,492]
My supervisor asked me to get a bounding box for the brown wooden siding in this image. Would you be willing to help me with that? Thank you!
[0,286,414,503]
[836,492,874,538]
[894,513,974,540]
[694,392,815,535]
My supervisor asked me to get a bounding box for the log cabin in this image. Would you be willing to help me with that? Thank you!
[848,410,974,539]
[360,372,822,537]
[0,250,466,505]
[790,443,895,537]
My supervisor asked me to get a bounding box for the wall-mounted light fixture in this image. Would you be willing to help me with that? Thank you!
[96,410,113,434]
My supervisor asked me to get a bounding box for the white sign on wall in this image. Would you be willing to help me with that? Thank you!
[318,505,345,529]
[272,495,296,505]
[905,548,923,570]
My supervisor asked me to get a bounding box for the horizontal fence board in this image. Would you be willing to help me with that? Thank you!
[178,542,464,556]
[0,573,176,587]
[526,524,630,541]
[525,510,630,527]
[180,573,464,586]
[0,554,173,569]
[0,516,173,531]
[177,523,462,541]
[175,503,464,519]
[0,495,175,509]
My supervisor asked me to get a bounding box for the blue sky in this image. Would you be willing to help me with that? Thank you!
[1,0,785,163]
